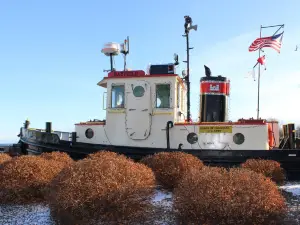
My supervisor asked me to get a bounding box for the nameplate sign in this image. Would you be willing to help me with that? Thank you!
[108,70,145,77]
[199,126,232,133]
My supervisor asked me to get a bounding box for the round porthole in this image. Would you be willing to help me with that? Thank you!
[187,132,198,144]
[233,133,245,145]
[133,85,145,97]
[85,128,94,139]
[52,134,60,144]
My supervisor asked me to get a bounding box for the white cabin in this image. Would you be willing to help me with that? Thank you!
[73,69,277,150]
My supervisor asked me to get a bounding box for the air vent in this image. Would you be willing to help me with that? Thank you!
[149,64,175,75]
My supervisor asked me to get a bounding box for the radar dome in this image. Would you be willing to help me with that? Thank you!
[101,42,120,56]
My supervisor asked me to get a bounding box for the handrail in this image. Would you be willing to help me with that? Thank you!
[166,121,174,149]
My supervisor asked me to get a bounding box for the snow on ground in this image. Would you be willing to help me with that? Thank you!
[151,189,173,207]
[0,190,174,225]
[0,204,54,225]
[0,185,299,224]
[280,182,300,196]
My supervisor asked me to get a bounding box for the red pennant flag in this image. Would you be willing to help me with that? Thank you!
[257,55,267,70]
[257,55,266,65]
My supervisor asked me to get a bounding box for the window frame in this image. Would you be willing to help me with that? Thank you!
[176,81,180,108]
[155,83,171,109]
[111,84,125,109]
[181,88,184,110]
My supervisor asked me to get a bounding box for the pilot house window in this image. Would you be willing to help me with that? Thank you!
[111,85,125,108]
[156,84,170,108]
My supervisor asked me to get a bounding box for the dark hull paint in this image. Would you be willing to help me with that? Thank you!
[20,137,300,179]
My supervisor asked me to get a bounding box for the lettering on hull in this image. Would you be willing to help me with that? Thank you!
[199,126,232,133]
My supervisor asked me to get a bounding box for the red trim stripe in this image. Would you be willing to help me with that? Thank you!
[200,81,229,95]
[102,74,178,80]
[75,122,106,126]
[175,120,267,126]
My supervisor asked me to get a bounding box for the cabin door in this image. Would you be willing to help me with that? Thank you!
[125,81,152,140]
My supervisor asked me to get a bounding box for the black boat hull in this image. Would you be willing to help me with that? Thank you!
[19,137,300,179]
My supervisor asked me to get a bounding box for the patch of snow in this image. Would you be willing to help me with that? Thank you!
[280,182,300,196]
[0,191,175,225]
[152,190,172,202]
[151,189,173,208]
[0,204,54,225]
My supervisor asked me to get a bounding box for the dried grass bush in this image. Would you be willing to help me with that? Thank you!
[39,151,74,196]
[47,152,156,225]
[0,155,70,203]
[202,165,228,173]
[40,151,73,165]
[241,159,286,183]
[173,167,287,225]
[87,150,130,161]
[0,153,12,165]
[140,152,204,190]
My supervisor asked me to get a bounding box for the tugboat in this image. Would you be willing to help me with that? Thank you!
[18,16,300,177]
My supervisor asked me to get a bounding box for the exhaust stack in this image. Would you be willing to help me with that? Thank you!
[199,65,230,122]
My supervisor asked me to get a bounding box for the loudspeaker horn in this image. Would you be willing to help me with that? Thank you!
[189,24,197,31]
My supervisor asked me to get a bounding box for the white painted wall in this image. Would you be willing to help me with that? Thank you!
[169,124,269,150]
[75,124,110,144]
[75,123,269,150]
[75,75,269,150]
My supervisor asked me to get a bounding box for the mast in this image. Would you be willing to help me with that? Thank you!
[110,53,113,71]
[256,24,284,119]
[120,36,130,71]
[257,25,262,119]
[183,16,197,122]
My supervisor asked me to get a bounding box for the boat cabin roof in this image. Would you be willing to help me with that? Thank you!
[97,70,185,88]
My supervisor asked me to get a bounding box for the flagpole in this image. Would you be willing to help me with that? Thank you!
[250,24,284,119]
[256,24,284,119]
[257,25,262,119]
[271,25,284,36]
[261,24,284,29]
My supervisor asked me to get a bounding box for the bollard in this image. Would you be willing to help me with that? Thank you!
[288,123,296,149]
[72,132,77,143]
[46,122,52,133]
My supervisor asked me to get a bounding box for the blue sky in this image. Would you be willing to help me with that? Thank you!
[1,0,300,143]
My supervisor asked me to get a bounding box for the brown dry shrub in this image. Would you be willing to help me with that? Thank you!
[0,153,12,165]
[40,151,73,165]
[47,153,156,225]
[0,155,69,203]
[87,150,130,161]
[202,165,228,173]
[140,152,204,190]
[241,159,285,183]
[39,151,74,196]
[173,167,287,225]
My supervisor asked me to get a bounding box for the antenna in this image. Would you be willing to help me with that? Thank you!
[120,36,130,71]
[174,53,179,66]
[183,15,197,122]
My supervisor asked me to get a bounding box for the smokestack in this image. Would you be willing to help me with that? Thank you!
[199,66,230,122]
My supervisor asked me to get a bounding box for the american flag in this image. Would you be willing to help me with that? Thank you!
[249,32,284,53]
